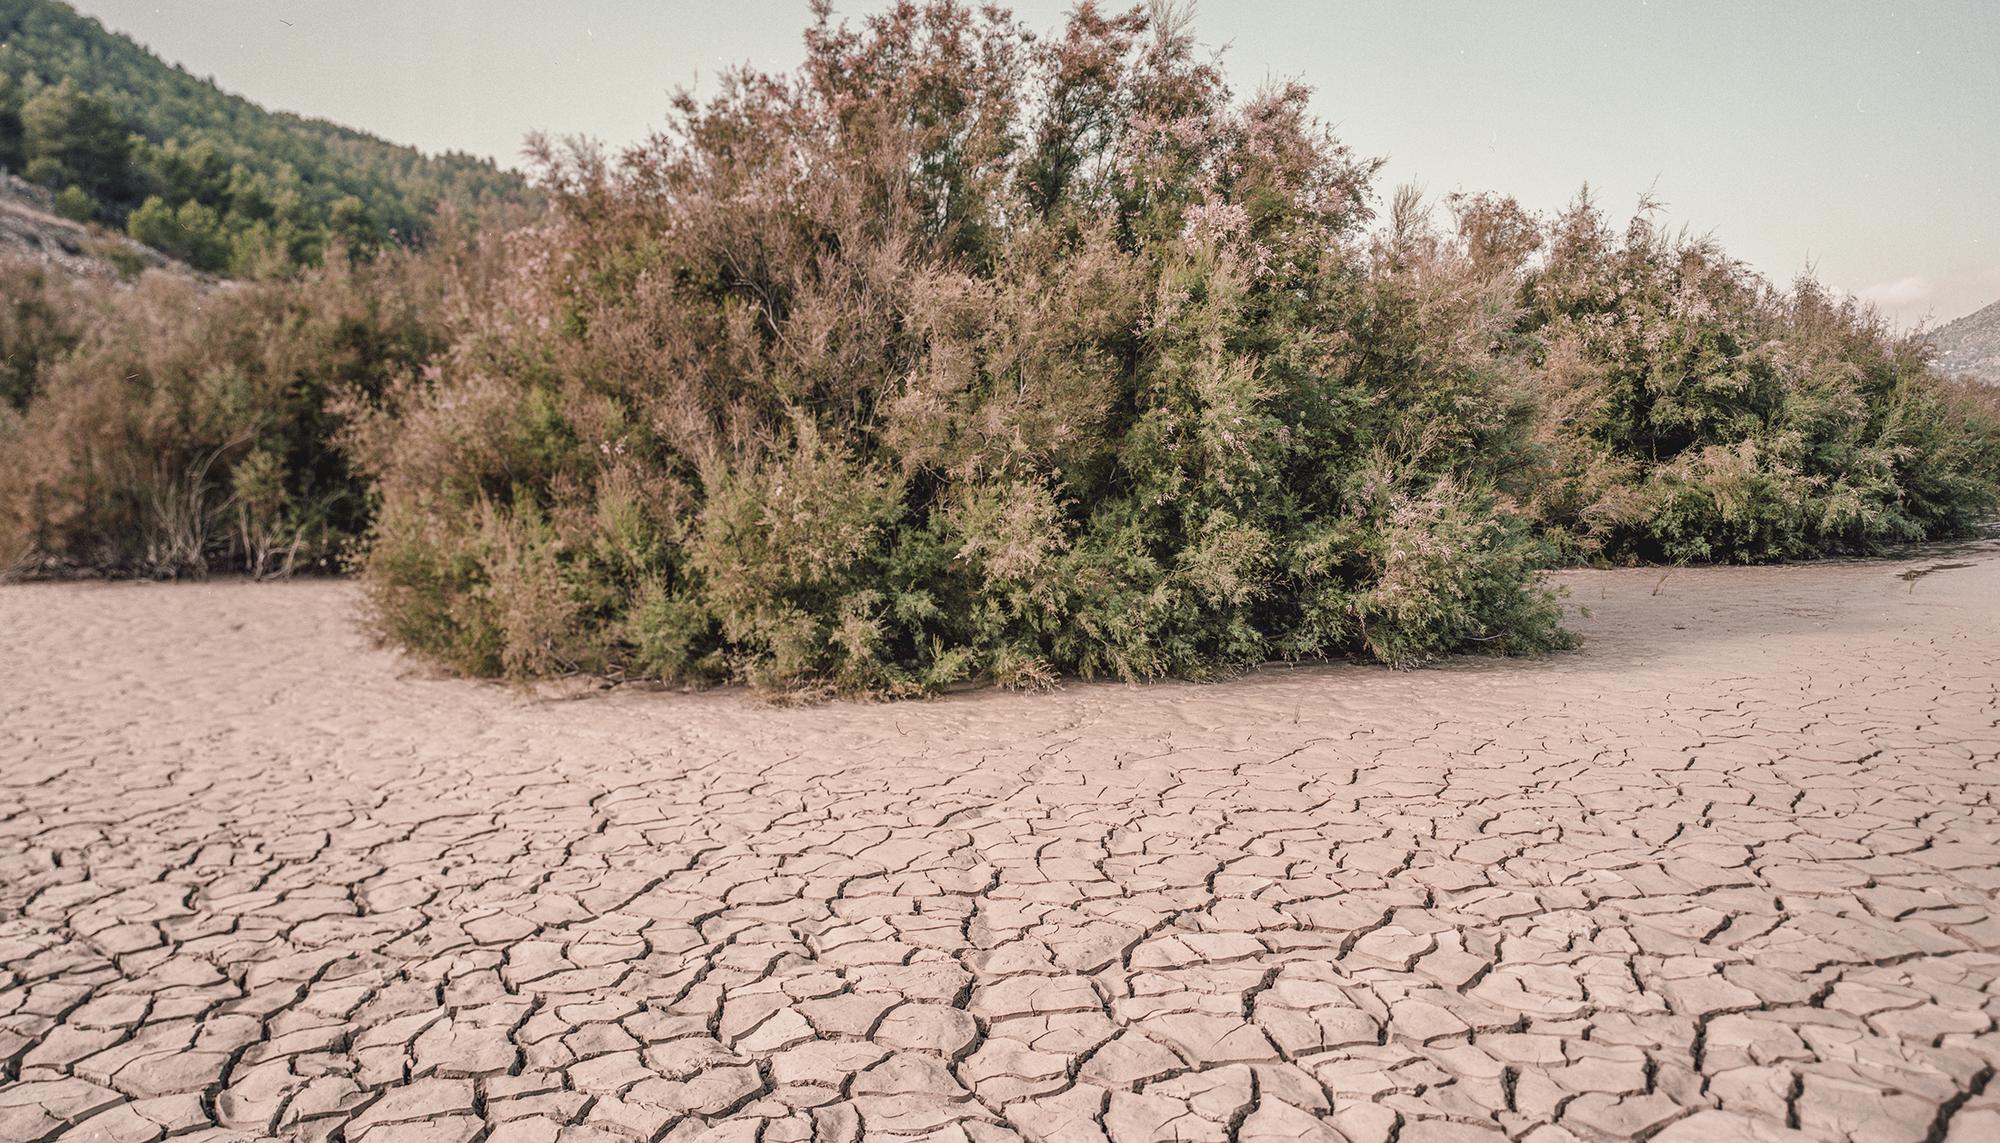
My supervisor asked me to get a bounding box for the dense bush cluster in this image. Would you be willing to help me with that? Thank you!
[0,242,457,576]
[350,1,1580,691]
[0,0,526,273]
[1499,196,2000,562]
[2,1,1995,696]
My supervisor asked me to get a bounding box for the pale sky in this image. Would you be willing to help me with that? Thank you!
[69,0,2000,327]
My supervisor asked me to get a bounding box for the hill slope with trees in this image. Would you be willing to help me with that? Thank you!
[0,0,526,273]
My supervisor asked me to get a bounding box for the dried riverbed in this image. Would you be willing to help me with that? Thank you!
[3,547,1998,1142]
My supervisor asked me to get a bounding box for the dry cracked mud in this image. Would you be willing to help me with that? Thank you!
[4,544,1999,1143]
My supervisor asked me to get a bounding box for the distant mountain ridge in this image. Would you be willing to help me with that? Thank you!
[0,0,529,273]
[1927,299,2000,385]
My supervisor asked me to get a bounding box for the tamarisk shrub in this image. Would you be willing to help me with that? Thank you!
[0,238,463,578]
[1502,193,2000,563]
[348,0,1572,692]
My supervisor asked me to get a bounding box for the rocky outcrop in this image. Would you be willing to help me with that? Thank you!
[1928,299,2000,384]
[0,172,183,280]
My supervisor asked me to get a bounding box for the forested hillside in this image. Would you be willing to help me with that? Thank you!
[0,0,526,273]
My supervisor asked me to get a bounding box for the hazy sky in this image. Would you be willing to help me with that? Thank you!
[69,0,2000,327]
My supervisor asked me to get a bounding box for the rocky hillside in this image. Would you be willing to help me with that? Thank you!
[0,170,180,278]
[1928,299,2000,384]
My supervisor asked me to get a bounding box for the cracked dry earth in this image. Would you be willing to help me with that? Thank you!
[4,547,2000,1143]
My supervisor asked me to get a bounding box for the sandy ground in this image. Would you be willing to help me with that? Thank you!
[2,545,1998,1143]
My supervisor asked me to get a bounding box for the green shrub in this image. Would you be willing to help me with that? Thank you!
[1503,196,2000,562]
[52,183,92,221]
[351,1,1573,693]
[0,258,85,409]
[0,239,457,577]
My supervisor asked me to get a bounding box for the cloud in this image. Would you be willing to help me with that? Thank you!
[1859,275,1934,310]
